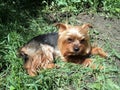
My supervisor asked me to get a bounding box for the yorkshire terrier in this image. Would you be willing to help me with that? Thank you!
[19,23,107,76]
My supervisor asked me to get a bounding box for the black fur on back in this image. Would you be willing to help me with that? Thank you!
[27,32,58,48]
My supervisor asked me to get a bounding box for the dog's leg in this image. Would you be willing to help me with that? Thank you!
[46,63,56,68]
[81,58,92,66]
[91,47,107,58]
[82,58,104,70]
[24,57,37,76]
[26,48,55,76]
[27,69,36,76]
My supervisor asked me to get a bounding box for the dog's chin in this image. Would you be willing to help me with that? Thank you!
[72,52,81,55]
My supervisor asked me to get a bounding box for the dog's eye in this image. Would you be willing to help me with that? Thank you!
[67,38,73,43]
[80,39,85,43]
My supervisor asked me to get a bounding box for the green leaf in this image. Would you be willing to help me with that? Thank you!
[10,86,15,90]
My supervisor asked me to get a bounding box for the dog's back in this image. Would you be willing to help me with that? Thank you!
[27,32,58,48]
[20,32,58,60]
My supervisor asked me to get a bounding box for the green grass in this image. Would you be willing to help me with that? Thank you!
[0,15,120,90]
[0,0,120,90]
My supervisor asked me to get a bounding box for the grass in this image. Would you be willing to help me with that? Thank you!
[0,15,120,90]
[0,0,120,90]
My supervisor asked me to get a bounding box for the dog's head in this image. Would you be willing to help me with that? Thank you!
[56,23,92,58]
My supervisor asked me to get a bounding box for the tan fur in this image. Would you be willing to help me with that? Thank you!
[20,44,57,76]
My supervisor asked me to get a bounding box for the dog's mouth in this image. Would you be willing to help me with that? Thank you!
[64,51,81,56]
[65,51,90,58]
[72,52,80,55]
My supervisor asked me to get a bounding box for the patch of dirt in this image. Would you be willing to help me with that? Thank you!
[76,13,120,51]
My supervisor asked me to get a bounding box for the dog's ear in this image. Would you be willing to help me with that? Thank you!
[81,23,92,33]
[82,23,92,30]
[55,23,68,33]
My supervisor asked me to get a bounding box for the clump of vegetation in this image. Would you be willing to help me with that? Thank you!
[0,0,120,89]
[43,0,120,17]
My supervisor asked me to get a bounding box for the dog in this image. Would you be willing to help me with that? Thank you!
[19,23,107,76]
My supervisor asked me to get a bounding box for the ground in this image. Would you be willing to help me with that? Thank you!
[0,12,120,90]
[77,13,120,49]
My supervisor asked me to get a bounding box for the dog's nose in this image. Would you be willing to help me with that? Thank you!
[74,47,79,52]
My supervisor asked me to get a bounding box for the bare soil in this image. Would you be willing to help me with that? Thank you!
[76,13,120,50]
